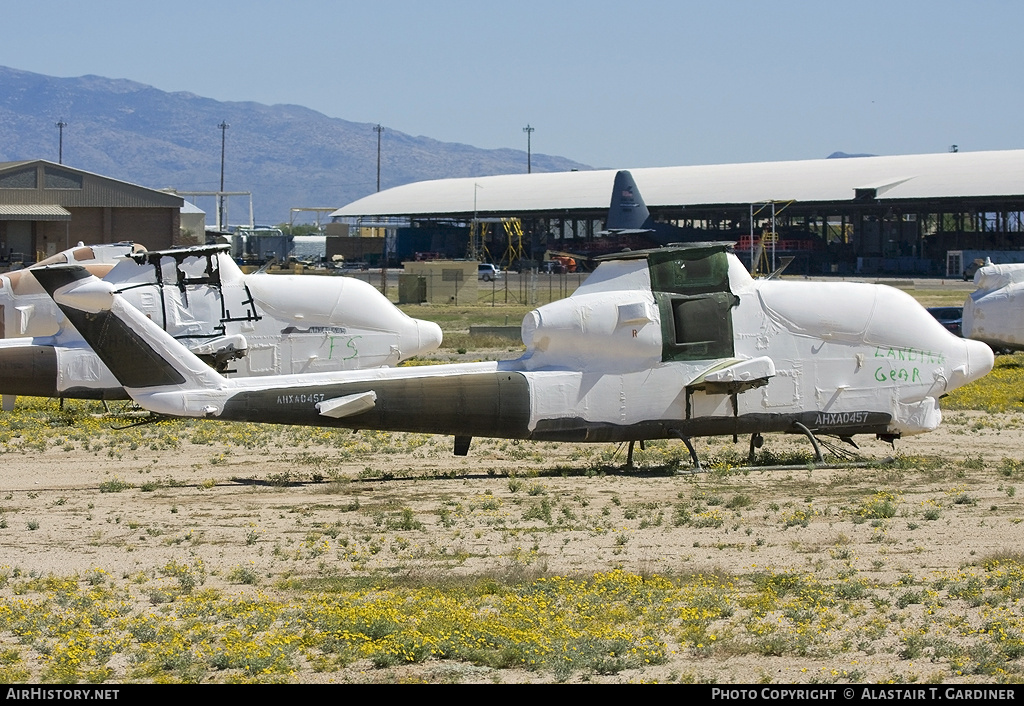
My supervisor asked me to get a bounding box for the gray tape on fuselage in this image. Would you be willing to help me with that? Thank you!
[219,371,534,437]
[0,345,59,397]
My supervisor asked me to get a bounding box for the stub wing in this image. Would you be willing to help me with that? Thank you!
[316,391,378,418]
[688,356,775,394]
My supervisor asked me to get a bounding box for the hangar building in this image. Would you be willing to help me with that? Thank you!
[0,160,183,265]
[331,149,1024,276]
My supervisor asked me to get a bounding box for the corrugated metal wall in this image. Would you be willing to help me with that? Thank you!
[0,162,182,258]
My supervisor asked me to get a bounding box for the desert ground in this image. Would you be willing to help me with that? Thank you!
[1,394,1024,683]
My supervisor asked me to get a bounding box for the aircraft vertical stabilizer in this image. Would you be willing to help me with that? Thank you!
[605,170,655,232]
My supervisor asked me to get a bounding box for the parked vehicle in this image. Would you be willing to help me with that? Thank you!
[927,306,963,337]
[478,264,500,281]
[964,259,987,281]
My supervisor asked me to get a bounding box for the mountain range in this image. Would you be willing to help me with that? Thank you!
[0,66,590,224]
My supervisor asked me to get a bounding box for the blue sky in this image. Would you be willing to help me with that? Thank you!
[4,0,1022,169]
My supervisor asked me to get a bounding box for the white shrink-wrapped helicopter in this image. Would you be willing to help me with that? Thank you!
[962,263,1024,351]
[33,242,992,467]
[0,243,442,405]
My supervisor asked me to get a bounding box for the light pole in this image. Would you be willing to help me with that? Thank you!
[522,124,535,173]
[374,124,386,294]
[373,124,385,192]
[218,121,229,230]
[55,119,67,164]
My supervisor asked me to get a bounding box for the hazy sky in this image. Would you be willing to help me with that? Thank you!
[3,0,1021,169]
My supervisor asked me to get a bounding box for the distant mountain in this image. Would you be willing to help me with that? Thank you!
[0,66,590,223]
[826,151,876,159]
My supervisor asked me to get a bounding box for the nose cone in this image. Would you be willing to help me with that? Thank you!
[946,337,995,392]
[414,320,443,355]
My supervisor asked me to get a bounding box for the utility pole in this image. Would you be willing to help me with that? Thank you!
[55,119,67,164]
[218,121,229,230]
[522,124,535,173]
[373,124,385,191]
[374,124,387,295]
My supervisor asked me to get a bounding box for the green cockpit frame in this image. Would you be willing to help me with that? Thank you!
[646,246,737,362]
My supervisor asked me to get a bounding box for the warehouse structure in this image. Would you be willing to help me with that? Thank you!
[0,160,183,265]
[332,150,1024,276]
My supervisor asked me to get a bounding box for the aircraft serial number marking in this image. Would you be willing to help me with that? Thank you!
[276,393,326,404]
[816,411,870,426]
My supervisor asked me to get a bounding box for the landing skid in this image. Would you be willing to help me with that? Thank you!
[109,413,168,431]
[622,425,875,473]
[680,428,884,474]
[625,439,645,469]
[626,434,702,470]
[792,422,824,463]
[676,458,891,475]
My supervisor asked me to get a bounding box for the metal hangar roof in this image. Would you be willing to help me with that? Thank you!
[332,149,1024,219]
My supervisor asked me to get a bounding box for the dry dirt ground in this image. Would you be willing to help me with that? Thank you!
[2,401,1024,683]
[2,411,1018,580]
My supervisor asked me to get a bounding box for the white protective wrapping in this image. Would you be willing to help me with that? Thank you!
[964,264,1024,348]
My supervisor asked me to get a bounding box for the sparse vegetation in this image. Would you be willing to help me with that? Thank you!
[1,292,1023,682]
[944,353,1024,413]
[99,478,133,493]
